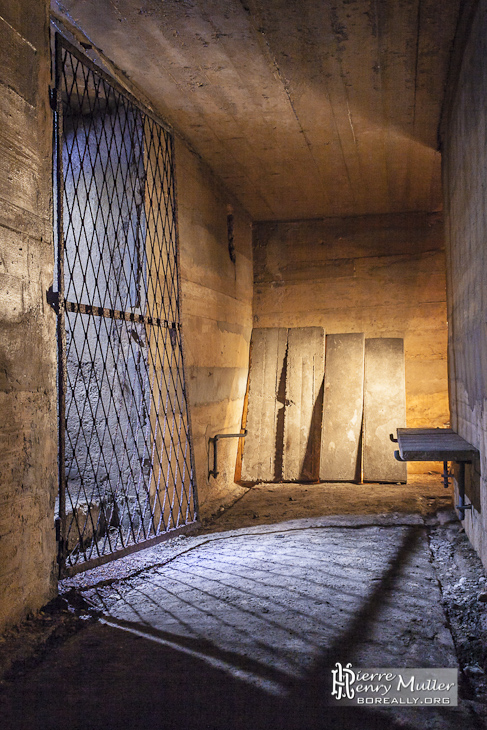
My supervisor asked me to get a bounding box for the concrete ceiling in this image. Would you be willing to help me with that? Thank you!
[52,0,462,221]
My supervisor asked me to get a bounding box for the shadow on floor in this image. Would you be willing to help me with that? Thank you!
[0,524,470,730]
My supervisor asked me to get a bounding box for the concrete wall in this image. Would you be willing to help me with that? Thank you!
[176,139,253,514]
[442,0,487,568]
[253,213,449,474]
[0,0,58,630]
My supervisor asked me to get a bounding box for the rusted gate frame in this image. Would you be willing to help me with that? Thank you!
[53,34,198,577]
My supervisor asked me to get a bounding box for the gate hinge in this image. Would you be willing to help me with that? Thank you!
[47,286,60,314]
[49,86,57,111]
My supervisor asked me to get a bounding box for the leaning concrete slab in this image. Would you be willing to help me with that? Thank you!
[363,338,407,482]
[283,327,325,481]
[320,333,365,481]
[241,328,287,482]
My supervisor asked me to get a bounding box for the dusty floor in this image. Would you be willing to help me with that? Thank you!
[1,476,487,729]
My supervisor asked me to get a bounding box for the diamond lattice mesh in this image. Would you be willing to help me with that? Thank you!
[56,40,196,570]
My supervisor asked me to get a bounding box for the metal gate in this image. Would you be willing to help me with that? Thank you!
[52,36,198,576]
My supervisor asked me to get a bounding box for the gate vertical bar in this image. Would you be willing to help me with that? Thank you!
[55,35,67,573]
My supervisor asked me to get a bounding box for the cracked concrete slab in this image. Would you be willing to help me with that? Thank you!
[241,327,287,482]
[283,327,324,482]
[364,338,407,483]
[320,333,365,482]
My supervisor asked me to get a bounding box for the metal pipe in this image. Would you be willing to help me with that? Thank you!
[209,431,247,479]
[456,461,473,520]
[54,37,67,575]
[442,461,450,489]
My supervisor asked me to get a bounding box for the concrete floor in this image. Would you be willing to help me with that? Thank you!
[1,478,487,729]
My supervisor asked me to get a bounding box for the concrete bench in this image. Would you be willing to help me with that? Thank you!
[391,427,479,519]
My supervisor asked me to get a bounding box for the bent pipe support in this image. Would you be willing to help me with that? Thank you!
[456,461,473,520]
[393,452,473,520]
[209,430,247,479]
